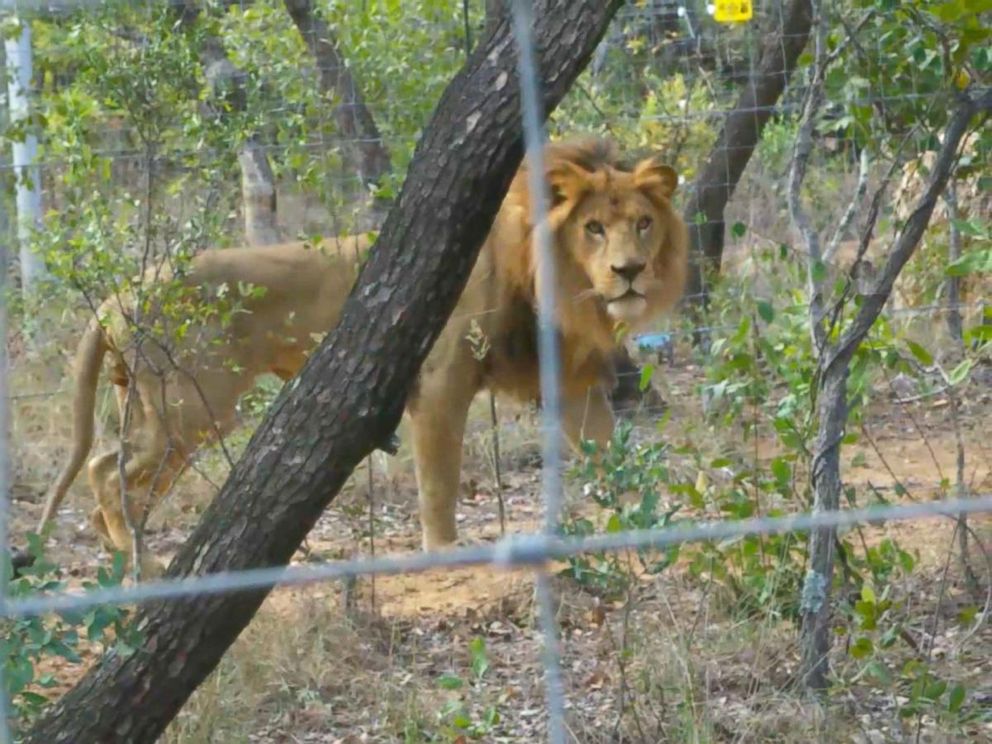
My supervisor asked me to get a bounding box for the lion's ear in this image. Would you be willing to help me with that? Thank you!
[633,158,679,200]
[546,160,593,208]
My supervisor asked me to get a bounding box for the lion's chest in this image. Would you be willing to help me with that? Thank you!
[484,320,607,401]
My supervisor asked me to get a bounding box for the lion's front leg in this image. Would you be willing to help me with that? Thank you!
[408,375,477,552]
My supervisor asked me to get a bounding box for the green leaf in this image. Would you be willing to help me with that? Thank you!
[947,359,973,386]
[18,691,50,708]
[898,550,916,574]
[770,457,791,485]
[731,221,747,238]
[756,300,775,323]
[469,637,489,679]
[638,363,655,392]
[865,660,892,686]
[904,340,933,367]
[861,584,876,604]
[945,248,992,277]
[851,637,874,659]
[924,678,948,702]
[958,604,978,625]
[438,674,464,690]
[948,683,966,713]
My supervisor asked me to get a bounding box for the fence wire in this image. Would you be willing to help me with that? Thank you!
[1,1,991,741]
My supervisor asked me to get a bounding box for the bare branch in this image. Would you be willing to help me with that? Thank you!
[823,147,870,264]
[788,0,829,349]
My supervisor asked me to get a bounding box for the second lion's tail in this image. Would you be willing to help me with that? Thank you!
[37,316,109,533]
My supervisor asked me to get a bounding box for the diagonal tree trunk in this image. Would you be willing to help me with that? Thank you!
[283,0,391,195]
[24,2,624,741]
[683,0,813,307]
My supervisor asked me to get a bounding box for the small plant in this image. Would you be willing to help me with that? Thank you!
[840,575,981,731]
[433,636,501,741]
[3,536,138,736]
[562,419,682,597]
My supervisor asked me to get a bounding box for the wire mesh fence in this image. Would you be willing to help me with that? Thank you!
[1,0,990,741]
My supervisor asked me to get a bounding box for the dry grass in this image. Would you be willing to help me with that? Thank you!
[164,594,436,743]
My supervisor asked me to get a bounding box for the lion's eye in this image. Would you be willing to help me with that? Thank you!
[636,216,653,232]
[585,220,605,236]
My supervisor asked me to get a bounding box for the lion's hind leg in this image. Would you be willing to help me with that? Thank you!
[88,503,113,550]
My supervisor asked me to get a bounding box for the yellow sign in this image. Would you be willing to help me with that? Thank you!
[714,0,753,23]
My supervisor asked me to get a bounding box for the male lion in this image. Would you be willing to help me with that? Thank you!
[39,135,687,575]
[408,136,687,549]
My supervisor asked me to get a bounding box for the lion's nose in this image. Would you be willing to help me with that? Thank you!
[611,261,646,283]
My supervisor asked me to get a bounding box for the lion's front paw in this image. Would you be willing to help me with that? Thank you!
[422,536,456,553]
[422,532,474,553]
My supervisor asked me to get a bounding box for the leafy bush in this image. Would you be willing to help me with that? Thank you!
[2,537,138,736]
[561,420,682,598]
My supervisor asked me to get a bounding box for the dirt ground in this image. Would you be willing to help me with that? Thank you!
[7,346,992,742]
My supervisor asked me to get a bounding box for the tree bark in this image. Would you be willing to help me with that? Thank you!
[283,0,391,194]
[25,2,623,741]
[683,0,813,307]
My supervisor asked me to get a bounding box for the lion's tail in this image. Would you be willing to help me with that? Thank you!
[37,316,109,534]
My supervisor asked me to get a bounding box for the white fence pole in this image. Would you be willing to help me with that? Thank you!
[4,16,45,292]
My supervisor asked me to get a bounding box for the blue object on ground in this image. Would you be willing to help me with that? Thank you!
[635,332,673,353]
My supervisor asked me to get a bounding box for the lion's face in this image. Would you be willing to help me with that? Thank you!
[546,152,687,329]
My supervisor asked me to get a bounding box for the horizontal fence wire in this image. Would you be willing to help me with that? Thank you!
[4,494,991,620]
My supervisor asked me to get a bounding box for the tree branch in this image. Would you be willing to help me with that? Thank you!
[823,147,870,264]
[682,0,813,305]
[788,0,829,349]
[283,0,391,194]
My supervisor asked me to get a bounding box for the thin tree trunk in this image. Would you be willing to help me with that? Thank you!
[943,181,963,346]
[25,2,623,741]
[798,88,989,692]
[237,141,279,246]
[5,19,46,291]
[683,0,813,308]
[171,2,281,246]
[283,0,391,193]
